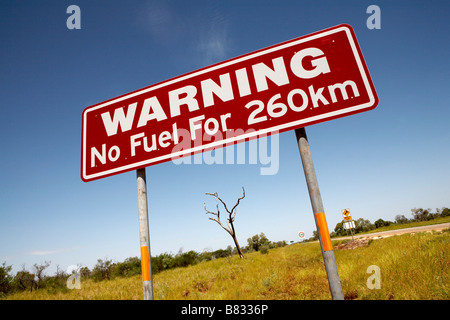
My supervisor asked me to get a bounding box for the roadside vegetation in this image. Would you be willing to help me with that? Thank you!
[328,207,450,239]
[1,207,449,300]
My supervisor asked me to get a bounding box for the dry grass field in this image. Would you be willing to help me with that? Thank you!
[7,228,449,300]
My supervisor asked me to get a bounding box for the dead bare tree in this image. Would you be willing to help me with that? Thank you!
[204,187,246,258]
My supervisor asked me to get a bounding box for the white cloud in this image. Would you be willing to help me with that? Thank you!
[135,1,184,42]
[135,1,231,65]
[28,247,80,256]
[198,19,229,65]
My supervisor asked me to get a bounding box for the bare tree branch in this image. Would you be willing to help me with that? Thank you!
[231,187,245,215]
[204,199,232,236]
[204,188,246,258]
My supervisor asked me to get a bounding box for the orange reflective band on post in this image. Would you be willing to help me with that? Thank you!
[315,212,333,251]
[140,246,151,281]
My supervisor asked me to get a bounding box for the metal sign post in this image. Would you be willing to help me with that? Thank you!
[136,168,154,300]
[295,127,344,300]
[342,209,354,240]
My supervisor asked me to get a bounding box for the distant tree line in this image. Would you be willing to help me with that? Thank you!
[0,233,287,298]
[304,207,449,241]
[0,261,71,298]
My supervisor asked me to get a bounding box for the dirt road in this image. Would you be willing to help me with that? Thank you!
[335,222,450,241]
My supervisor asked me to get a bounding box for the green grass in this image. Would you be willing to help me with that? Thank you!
[335,229,449,299]
[6,228,449,300]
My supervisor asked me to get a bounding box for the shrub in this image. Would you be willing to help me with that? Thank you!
[247,233,271,252]
[151,253,174,274]
[260,245,269,254]
[12,270,36,292]
[411,208,431,221]
[173,251,199,268]
[395,214,408,224]
[43,276,68,294]
[211,249,232,259]
[91,259,114,282]
[0,262,13,297]
[113,257,141,278]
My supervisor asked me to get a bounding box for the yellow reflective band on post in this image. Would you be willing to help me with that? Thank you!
[140,246,151,281]
[315,212,333,251]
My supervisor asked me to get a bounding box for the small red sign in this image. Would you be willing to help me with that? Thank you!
[81,24,378,182]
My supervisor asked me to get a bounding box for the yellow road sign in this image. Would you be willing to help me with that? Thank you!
[342,209,351,221]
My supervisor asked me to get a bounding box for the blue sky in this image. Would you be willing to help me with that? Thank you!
[1,0,449,275]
